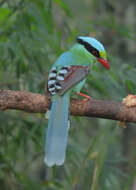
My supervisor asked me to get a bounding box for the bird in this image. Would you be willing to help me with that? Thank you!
[44,36,110,167]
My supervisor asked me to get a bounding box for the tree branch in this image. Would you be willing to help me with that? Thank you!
[0,89,136,123]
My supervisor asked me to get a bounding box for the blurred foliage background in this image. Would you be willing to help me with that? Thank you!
[0,0,136,189]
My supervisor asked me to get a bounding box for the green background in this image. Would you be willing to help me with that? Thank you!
[0,0,136,189]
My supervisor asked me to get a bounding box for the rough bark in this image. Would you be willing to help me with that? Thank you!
[0,89,136,123]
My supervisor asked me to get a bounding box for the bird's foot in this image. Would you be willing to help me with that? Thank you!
[77,92,91,102]
[122,94,136,107]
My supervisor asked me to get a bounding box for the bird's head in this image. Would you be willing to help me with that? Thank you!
[77,36,110,70]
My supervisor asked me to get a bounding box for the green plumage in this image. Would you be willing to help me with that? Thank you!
[45,37,109,166]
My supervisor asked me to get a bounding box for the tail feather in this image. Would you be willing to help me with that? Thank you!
[44,94,70,166]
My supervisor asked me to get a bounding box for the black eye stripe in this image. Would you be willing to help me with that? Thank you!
[77,38,100,58]
[77,38,84,45]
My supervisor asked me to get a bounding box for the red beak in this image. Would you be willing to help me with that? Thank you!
[97,58,110,70]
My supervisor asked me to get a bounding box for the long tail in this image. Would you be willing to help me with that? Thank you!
[44,93,70,167]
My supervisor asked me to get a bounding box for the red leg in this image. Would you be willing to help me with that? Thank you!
[77,92,91,102]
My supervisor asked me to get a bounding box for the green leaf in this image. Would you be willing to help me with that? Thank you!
[0,8,11,22]
[54,0,71,16]
[125,79,135,92]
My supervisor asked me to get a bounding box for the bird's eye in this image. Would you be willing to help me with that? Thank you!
[92,50,99,57]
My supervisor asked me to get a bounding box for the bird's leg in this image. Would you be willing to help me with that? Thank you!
[77,92,91,102]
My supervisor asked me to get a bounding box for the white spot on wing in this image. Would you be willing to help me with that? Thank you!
[49,73,56,78]
[51,91,56,95]
[56,75,64,81]
[49,87,55,91]
[48,80,56,85]
[55,84,62,89]
[59,69,68,74]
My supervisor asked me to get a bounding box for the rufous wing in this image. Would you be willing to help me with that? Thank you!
[57,65,90,96]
